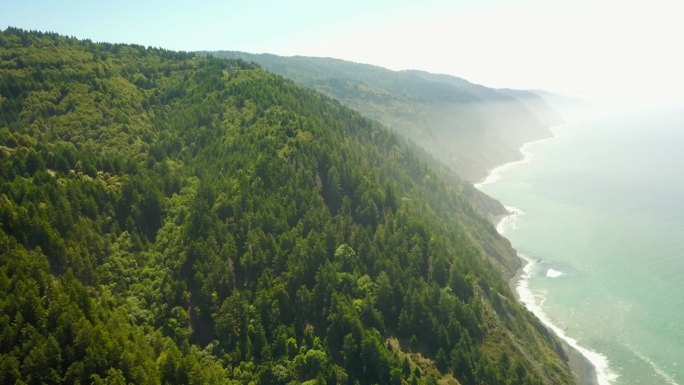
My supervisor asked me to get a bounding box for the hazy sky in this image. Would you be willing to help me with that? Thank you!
[2,0,682,106]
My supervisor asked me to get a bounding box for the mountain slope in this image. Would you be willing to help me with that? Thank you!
[203,52,563,182]
[1,29,574,385]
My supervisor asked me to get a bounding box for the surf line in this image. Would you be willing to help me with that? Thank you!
[491,195,618,384]
[475,125,619,385]
[474,136,552,189]
[514,249,618,385]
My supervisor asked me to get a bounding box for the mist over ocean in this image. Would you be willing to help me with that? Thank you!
[479,108,684,385]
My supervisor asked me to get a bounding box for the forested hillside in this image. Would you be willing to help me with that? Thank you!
[0,28,574,384]
[202,52,563,182]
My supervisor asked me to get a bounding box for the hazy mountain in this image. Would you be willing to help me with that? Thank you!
[204,52,563,182]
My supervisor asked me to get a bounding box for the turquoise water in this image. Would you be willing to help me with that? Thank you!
[479,109,684,385]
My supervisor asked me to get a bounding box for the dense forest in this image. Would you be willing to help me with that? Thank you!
[0,28,574,384]
[202,52,562,182]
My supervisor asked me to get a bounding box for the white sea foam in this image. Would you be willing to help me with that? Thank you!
[496,205,524,235]
[546,268,564,278]
[490,174,618,385]
[514,254,618,385]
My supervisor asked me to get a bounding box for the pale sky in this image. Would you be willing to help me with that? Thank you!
[2,0,682,107]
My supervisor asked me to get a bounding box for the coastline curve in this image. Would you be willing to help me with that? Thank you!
[476,126,616,385]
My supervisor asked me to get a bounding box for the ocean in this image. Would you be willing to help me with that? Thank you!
[477,108,684,385]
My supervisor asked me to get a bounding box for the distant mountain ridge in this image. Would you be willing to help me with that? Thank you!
[203,51,563,182]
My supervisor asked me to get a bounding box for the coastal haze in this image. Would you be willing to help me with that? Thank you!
[3,0,683,107]
[201,51,564,182]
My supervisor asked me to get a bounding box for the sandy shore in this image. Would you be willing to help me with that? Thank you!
[564,340,600,385]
